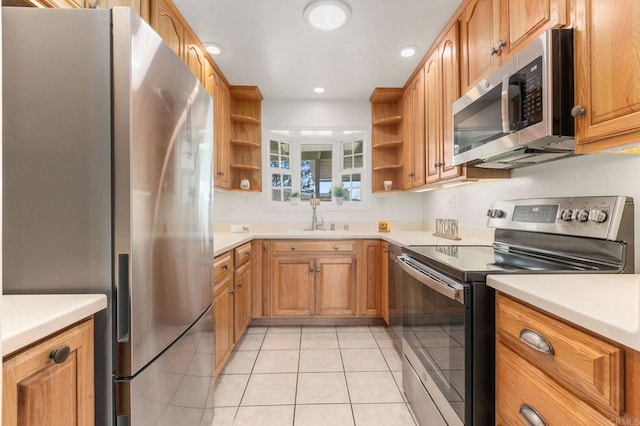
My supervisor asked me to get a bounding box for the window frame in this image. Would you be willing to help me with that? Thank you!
[263,128,371,210]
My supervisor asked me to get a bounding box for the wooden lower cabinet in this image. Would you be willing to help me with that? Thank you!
[271,255,315,316]
[234,260,252,341]
[315,256,357,316]
[358,240,382,317]
[496,293,640,423]
[3,318,95,426]
[214,273,234,375]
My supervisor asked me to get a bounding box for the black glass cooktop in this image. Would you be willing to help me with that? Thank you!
[404,245,616,282]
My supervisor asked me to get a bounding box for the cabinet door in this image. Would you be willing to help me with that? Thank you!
[3,318,94,426]
[184,30,206,82]
[459,0,502,93]
[504,0,566,56]
[271,256,315,316]
[214,275,234,375]
[234,261,252,342]
[403,71,425,189]
[316,256,357,316]
[381,242,390,325]
[357,240,381,317]
[424,49,441,184]
[150,0,184,59]
[573,0,640,152]
[215,76,232,189]
[438,24,464,181]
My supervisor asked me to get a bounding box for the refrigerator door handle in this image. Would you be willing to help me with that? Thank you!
[117,253,130,342]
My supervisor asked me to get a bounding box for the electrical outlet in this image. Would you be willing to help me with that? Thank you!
[448,194,456,209]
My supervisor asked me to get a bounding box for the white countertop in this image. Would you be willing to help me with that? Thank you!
[487,274,640,351]
[213,230,493,256]
[2,294,108,357]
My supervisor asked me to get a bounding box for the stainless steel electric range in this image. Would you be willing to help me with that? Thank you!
[400,196,634,426]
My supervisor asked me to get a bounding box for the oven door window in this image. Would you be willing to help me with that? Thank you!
[403,270,466,422]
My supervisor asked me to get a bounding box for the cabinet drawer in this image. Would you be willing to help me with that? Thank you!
[234,242,252,267]
[273,240,356,253]
[497,342,611,425]
[213,252,233,282]
[496,293,623,414]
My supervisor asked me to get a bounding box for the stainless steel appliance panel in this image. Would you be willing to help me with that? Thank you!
[115,305,214,426]
[2,7,114,423]
[112,7,214,377]
[388,243,403,348]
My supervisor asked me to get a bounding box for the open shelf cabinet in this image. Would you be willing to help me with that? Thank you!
[229,86,263,191]
[370,88,404,193]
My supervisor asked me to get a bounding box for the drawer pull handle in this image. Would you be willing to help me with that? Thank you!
[245,251,250,256]
[333,245,339,251]
[50,345,71,364]
[519,329,554,355]
[519,404,547,426]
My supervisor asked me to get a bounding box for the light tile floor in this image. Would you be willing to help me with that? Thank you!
[211,325,417,426]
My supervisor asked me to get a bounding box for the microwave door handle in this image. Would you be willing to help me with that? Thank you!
[501,72,513,134]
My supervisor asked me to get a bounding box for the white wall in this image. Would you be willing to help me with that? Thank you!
[214,100,425,230]
[421,153,640,269]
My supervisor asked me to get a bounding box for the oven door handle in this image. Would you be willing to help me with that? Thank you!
[398,256,464,303]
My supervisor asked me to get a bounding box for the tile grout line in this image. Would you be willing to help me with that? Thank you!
[230,327,266,424]
[335,327,358,425]
[292,326,303,425]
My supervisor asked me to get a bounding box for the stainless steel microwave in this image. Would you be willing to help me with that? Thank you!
[452,29,575,169]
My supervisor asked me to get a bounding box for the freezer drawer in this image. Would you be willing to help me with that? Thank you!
[115,305,214,426]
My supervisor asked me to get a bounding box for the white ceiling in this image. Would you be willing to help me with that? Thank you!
[172,0,462,102]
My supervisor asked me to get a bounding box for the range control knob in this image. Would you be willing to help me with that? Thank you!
[589,209,608,223]
[560,209,573,221]
[487,209,505,218]
[575,209,589,222]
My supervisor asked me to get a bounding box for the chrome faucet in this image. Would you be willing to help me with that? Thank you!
[310,194,324,230]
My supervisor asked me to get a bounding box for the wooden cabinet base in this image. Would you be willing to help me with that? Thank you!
[3,318,95,426]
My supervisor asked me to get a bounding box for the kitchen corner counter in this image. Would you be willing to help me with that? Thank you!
[2,294,107,357]
[487,274,640,351]
[213,229,493,256]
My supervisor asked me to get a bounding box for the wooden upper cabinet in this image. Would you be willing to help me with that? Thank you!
[424,49,441,184]
[459,0,502,93]
[573,0,640,153]
[426,23,463,184]
[403,69,426,189]
[150,0,185,59]
[503,0,567,56]
[184,30,206,81]
[215,76,232,189]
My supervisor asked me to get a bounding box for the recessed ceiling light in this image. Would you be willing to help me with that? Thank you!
[304,0,351,31]
[400,46,416,58]
[203,43,224,55]
[314,87,325,94]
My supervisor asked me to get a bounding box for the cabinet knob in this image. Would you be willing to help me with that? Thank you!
[230,288,235,294]
[263,244,269,251]
[291,245,296,251]
[245,251,251,256]
[49,345,71,364]
[237,282,242,288]
[333,245,339,251]
[519,404,547,426]
[433,162,443,168]
[222,264,229,270]
[571,105,586,117]
[316,267,321,273]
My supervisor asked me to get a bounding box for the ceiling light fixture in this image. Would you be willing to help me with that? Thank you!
[203,42,224,55]
[304,0,351,31]
[400,46,416,58]
[314,87,325,94]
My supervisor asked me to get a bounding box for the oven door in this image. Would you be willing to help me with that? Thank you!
[399,254,495,426]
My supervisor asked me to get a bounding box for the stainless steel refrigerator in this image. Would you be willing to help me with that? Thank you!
[3,7,215,426]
